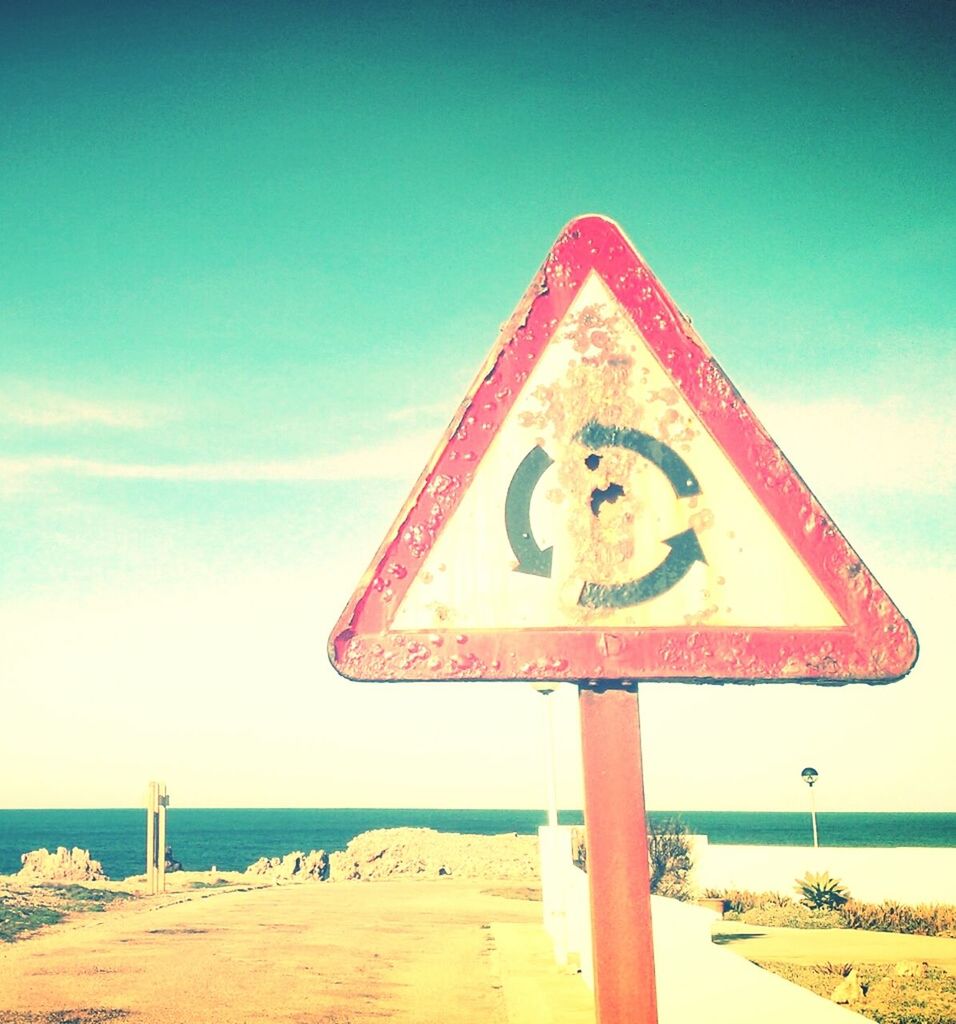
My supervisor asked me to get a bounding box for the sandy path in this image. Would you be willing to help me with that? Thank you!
[0,880,593,1024]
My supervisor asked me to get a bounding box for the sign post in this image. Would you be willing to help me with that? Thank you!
[328,214,918,1024]
[145,780,168,895]
[579,685,657,1024]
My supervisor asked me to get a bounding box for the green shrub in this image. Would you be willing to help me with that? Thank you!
[40,885,132,912]
[0,898,63,942]
[646,817,693,901]
[813,962,854,978]
[719,888,793,914]
[840,899,956,937]
[571,827,587,871]
[713,885,956,940]
[572,818,695,901]
[739,903,844,929]
[795,871,850,910]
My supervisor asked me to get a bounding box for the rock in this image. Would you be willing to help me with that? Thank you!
[327,828,539,882]
[18,846,108,882]
[246,829,540,885]
[244,850,329,883]
[831,969,864,1005]
[895,960,928,977]
[300,851,328,879]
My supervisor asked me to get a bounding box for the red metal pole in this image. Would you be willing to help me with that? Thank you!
[579,684,658,1024]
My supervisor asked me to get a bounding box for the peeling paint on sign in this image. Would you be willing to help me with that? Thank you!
[328,215,918,685]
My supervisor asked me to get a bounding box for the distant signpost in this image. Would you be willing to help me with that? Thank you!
[328,215,918,1024]
[145,780,168,895]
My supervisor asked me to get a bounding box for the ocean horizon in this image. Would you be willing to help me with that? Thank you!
[2,808,954,880]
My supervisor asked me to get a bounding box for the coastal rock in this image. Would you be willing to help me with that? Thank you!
[895,960,928,977]
[327,828,539,882]
[17,846,108,882]
[245,849,329,882]
[831,969,864,1005]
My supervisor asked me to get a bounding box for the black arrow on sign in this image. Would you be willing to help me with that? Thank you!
[577,420,701,497]
[578,528,707,608]
[505,444,554,577]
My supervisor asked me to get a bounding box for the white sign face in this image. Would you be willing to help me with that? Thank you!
[329,214,916,685]
[392,273,843,633]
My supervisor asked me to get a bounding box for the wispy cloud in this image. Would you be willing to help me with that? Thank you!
[385,401,455,424]
[0,432,438,485]
[0,384,158,429]
[755,395,955,497]
[3,390,950,500]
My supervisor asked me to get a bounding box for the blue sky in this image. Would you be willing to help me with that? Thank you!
[1,0,953,810]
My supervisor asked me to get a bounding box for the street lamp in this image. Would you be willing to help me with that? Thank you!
[533,684,559,827]
[801,767,819,848]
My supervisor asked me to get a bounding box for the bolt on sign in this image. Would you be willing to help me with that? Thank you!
[329,215,918,686]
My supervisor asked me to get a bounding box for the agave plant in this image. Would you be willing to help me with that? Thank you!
[813,962,854,977]
[795,871,851,910]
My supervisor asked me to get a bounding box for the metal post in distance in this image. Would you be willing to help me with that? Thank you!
[801,767,819,848]
[145,781,169,895]
[533,683,560,827]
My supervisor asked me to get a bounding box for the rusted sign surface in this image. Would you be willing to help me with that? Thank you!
[329,215,918,684]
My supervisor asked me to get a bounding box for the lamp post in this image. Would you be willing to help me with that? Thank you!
[533,684,559,826]
[801,767,819,848]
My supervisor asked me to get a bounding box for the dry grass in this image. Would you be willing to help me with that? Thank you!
[757,960,956,1024]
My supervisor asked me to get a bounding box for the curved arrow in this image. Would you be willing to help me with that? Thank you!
[577,420,701,497]
[505,445,554,577]
[578,528,707,608]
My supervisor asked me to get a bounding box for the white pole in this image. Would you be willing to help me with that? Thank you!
[543,689,559,827]
[158,783,167,894]
[146,781,157,894]
[810,785,819,849]
[532,684,560,826]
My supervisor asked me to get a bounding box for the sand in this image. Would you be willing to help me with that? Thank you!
[0,878,595,1024]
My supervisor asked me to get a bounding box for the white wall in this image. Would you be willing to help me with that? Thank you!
[538,827,870,1022]
[691,837,956,905]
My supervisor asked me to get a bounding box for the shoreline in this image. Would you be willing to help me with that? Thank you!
[2,808,953,881]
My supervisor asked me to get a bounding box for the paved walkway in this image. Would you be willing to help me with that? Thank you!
[0,880,594,1024]
[649,898,868,1024]
[714,918,956,969]
[7,879,949,1024]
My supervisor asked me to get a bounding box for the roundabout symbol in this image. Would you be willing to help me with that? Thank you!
[504,419,707,607]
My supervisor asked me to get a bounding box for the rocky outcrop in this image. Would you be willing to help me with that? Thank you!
[831,969,865,1005]
[17,846,108,882]
[245,850,329,883]
[895,960,928,978]
[240,829,540,884]
[327,828,539,882]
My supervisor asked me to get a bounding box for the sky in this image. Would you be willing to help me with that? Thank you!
[1,0,953,812]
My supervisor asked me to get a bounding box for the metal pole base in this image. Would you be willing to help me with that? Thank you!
[579,685,659,1024]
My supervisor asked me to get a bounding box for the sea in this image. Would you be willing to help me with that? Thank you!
[1,809,954,881]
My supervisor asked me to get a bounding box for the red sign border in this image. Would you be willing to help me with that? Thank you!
[328,215,918,685]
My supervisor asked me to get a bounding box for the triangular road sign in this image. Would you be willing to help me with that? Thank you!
[329,215,918,685]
